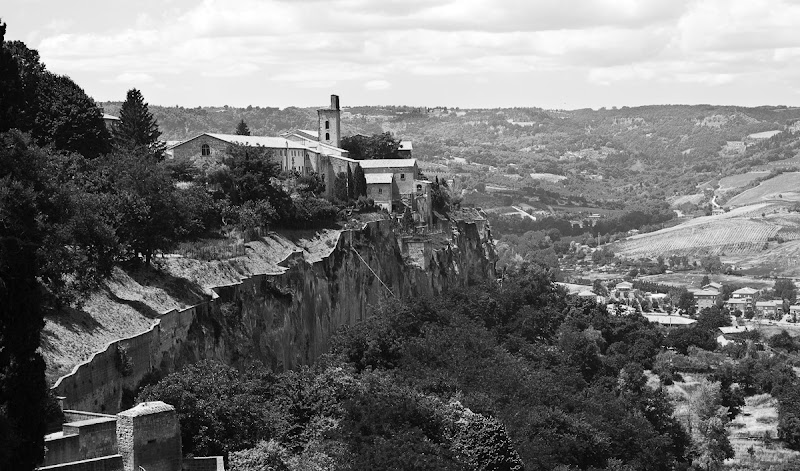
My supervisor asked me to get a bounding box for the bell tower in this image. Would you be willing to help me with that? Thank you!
[318,94,341,148]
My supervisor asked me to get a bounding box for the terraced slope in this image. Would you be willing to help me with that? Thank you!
[612,203,793,259]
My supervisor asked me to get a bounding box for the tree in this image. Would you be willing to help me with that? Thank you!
[402,206,414,231]
[353,164,367,198]
[0,22,23,132]
[700,275,710,287]
[346,164,355,201]
[700,255,723,274]
[110,151,183,264]
[235,119,251,136]
[689,381,734,470]
[0,130,48,470]
[774,279,797,304]
[340,132,400,160]
[113,88,165,159]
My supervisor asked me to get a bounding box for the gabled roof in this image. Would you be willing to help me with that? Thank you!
[365,173,394,185]
[694,289,720,297]
[732,287,758,295]
[644,315,697,326]
[755,300,780,307]
[703,282,723,290]
[206,133,308,149]
[398,140,413,151]
[166,133,311,151]
[719,325,752,334]
[358,159,417,169]
[102,113,120,121]
[616,281,633,289]
[577,290,597,297]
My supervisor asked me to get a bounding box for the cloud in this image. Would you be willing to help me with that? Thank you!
[201,63,260,78]
[24,0,800,107]
[364,79,391,90]
[110,72,156,84]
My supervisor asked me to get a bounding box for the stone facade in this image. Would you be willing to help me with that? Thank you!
[116,402,182,471]
[42,402,187,471]
[318,95,341,148]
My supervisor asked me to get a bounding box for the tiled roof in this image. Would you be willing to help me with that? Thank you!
[732,287,758,295]
[118,401,175,418]
[206,133,308,149]
[358,159,417,168]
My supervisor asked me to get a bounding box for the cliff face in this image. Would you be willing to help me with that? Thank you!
[53,213,495,413]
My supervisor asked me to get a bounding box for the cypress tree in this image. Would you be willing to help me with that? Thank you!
[235,119,251,136]
[354,164,367,198]
[346,164,355,201]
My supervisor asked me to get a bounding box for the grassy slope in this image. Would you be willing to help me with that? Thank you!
[42,229,343,385]
[727,173,800,207]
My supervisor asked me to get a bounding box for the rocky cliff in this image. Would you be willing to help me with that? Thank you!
[51,211,495,413]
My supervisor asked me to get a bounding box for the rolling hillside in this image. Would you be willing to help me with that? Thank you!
[612,202,800,267]
[726,172,800,207]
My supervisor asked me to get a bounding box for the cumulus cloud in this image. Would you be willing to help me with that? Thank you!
[23,0,800,106]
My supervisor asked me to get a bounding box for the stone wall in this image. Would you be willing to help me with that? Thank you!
[53,215,495,414]
[39,455,123,471]
[44,417,118,466]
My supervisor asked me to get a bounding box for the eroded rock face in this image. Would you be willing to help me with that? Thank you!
[53,214,495,413]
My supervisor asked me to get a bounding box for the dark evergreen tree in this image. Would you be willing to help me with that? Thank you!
[0,22,23,132]
[113,88,165,159]
[235,119,251,136]
[0,130,48,470]
[346,164,355,201]
[353,164,367,198]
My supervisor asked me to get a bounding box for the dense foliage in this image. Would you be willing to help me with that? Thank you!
[140,269,695,470]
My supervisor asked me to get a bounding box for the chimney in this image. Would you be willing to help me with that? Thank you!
[331,95,340,110]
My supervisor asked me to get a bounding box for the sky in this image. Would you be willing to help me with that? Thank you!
[4,0,800,110]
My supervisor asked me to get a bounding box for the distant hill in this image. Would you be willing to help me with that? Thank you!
[726,172,800,207]
[612,201,800,275]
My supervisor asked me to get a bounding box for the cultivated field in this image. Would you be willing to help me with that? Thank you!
[726,239,800,277]
[610,203,800,265]
[637,273,776,290]
[614,216,780,259]
[669,193,705,208]
[718,172,770,192]
[726,172,800,207]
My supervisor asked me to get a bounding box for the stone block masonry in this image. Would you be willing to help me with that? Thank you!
[117,402,182,471]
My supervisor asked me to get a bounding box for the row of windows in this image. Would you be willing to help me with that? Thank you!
[200,143,305,157]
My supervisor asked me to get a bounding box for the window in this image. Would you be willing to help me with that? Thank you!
[378,188,383,195]
[325,132,330,141]
[201,144,210,156]
[325,120,330,129]
[292,157,295,166]
[400,173,405,180]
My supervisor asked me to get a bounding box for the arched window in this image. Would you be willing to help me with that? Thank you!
[325,120,330,129]
[201,144,210,156]
[325,132,330,141]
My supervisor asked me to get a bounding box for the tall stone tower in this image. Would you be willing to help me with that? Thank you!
[117,401,182,471]
[318,94,341,148]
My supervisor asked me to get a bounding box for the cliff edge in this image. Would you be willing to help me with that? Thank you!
[47,210,495,413]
